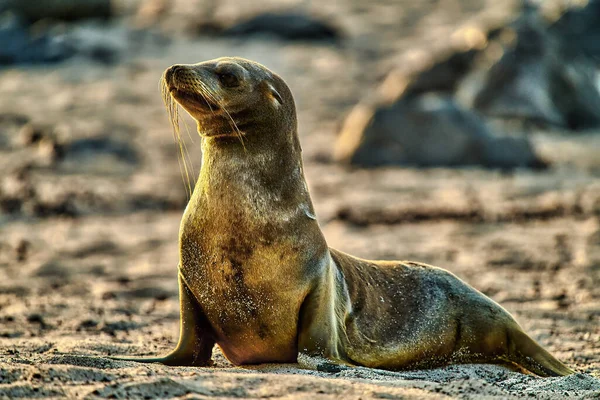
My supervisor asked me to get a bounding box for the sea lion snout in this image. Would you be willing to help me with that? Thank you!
[164,64,197,91]
[163,65,211,97]
[161,58,296,142]
[163,64,183,89]
[162,63,225,123]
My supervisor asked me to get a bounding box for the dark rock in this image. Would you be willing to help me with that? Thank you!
[551,0,600,62]
[0,196,22,214]
[471,7,600,130]
[101,291,116,300]
[15,239,29,262]
[121,286,173,300]
[28,194,78,218]
[0,0,112,23]
[26,313,47,328]
[77,319,99,330]
[0,286,29,296]
[0,12,74,64]
[67,240,120,258]
[403,49,481,96]
[378,24,490,100]
[219,12,341,42]
[0,12,125,66]
[35,261,70,278]
[0,331,23,338]
[64,23,126,65]
[335,94,543,169]
[128,194,185,212]
[337,3,600,169]
[116,275,131,285]
[64,137,138,165]
[100,321,143,336]
[317,362,346,373]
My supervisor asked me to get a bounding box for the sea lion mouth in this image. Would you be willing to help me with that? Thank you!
[170,87,221,113]
[169,87,242,139]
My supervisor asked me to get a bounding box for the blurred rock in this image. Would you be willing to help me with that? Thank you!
[0,0,111,23]
[15,239,29,262]
[402,49,481,96]
[335,94,543,169]
[215,11,341,42]
[77,319,99,331]
[35,261,70,278]
[0,10,129,66]
[336,2,600,169]
[65,22,126,65]
[26,313,47,328]
[64,137,138,165]
[59,136,138,175]
[470,6,600,130]
[551,0,600,62]
[0,12,74,64]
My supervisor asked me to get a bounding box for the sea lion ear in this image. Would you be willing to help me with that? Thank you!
[267,83,283,107]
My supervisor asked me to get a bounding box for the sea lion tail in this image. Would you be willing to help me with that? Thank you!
[507,328,575,377]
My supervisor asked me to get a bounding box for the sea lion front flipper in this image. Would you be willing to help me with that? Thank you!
[110,272,215,366]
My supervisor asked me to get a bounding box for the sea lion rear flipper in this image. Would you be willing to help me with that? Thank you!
[110,272,215,366]
[507,327,575,377]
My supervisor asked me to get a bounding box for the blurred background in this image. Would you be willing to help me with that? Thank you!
[0,0,599,397]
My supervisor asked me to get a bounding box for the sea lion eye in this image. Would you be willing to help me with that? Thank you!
[218,72,239,88]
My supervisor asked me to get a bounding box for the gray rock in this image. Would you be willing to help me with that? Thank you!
[335,93,543,169]
[471,6,600,130]
[0,0,111,23]
[0,12,74,64]
[218,12,341,42]
[0,13,126,65]
[551,0,600,62]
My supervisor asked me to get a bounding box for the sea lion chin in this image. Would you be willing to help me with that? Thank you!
[110,57,574,377]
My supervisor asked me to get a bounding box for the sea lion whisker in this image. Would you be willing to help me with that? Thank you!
[195,79,246,147]
[195,79,224,114]
[193,81,227,139]
[160,75,194,197]
[172,105,193,197]
[222,107,246,147]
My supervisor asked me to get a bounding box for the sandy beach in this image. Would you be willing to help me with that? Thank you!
[1,0,599,398]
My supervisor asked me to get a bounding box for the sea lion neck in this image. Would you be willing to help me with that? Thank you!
[195,131,313,217]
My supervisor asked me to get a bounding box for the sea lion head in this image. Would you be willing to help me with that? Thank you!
[162,57,296,144]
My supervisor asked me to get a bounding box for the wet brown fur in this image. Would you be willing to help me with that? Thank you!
[111,57,574,377]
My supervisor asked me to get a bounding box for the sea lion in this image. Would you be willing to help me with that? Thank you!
[111,57,574,376]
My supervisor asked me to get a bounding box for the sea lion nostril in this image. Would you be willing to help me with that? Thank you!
[165,65,185,84]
